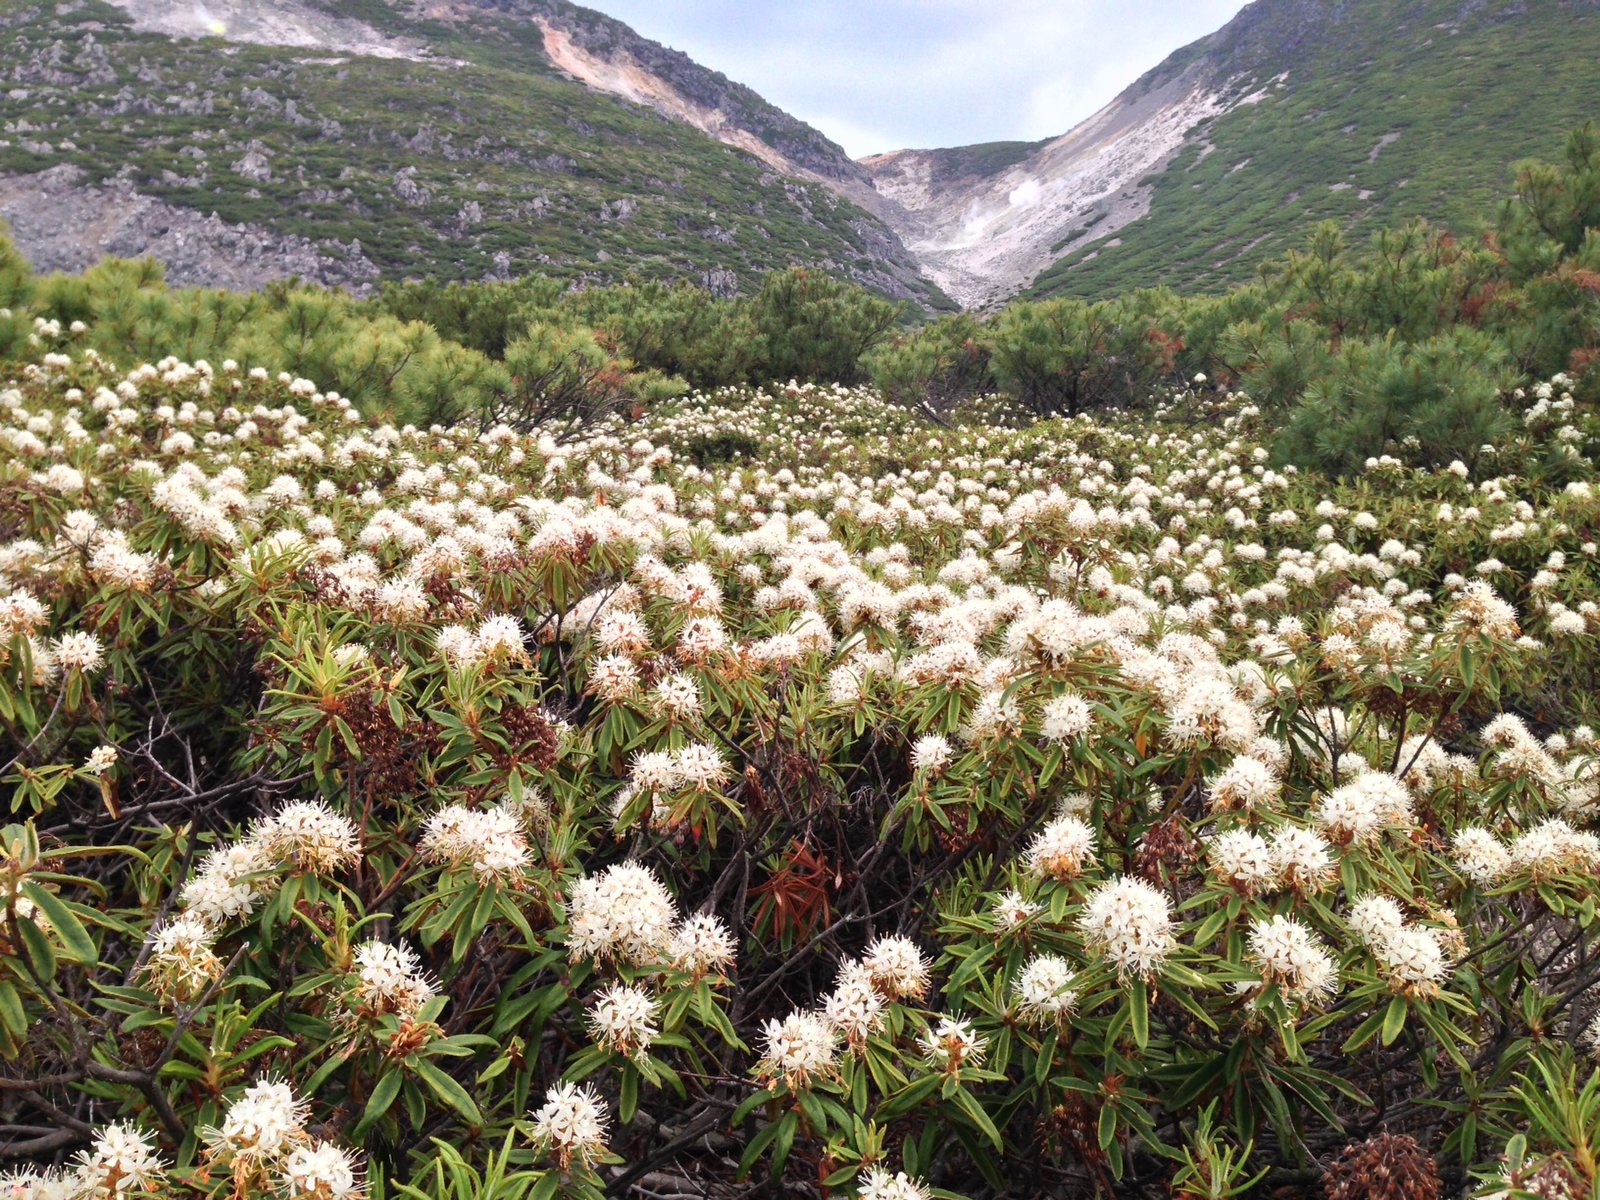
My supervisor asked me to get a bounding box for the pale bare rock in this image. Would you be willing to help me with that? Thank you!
[862,69,1243,309]
[102,0,438,61]
[1369,131,1403,161]
[0,166,380,293]
[533,18,907,228]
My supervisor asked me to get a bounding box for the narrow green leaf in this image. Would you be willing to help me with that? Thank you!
[413,1060,482,1125]
[1380,995,1408,1047]
[21,883,96,964]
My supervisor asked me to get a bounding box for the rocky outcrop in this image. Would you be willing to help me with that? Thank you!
[28,0,940,306]
[860,0,1600,306]
[862,69,1243,308]
[0,166,379,292]
[103,0,437,61]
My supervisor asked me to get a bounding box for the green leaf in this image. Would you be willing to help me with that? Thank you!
[16,912,54,977]
[1129,978,1149,1051]
[0,979,26,1036]
[413,1060,482,1126]
[21,882,96,964]
[952,1087,1003,1151]
[620,1062,639,1125]
[356,1070,403,1138]
[1380,995,1408,1047]
[1097,1102,1117,1152]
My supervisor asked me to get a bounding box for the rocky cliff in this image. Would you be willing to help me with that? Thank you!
[0,0,943,305]
[864,0,1600,305]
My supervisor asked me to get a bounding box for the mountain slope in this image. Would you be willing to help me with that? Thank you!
[0,0,945,305]
[865,0,1600,306]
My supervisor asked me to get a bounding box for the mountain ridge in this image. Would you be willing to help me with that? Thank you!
[0,0,943,304]
[5,0,1599,310]
[890,0,1600,303]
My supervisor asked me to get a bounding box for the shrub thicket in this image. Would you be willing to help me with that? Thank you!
[5,123,1600,477]
[6,333,1600,1198]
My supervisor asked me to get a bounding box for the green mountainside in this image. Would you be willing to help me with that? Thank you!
[3,0,1595,310]
[1030,0,1600,298]
[0,0,946,304]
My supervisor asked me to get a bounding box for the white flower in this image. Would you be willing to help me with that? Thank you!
[992,887,1041,930]
[207,1078,309,1162]
[1078,875,1175,978]
[51,630,104,673]
[181,839,272,926]
[1039,692,1093,741]
[1208,756,1280,812]
[586,983,659,1057]
[1013,953,1078,1026]
[1347,896,1406,949]
[822,960,886,1048]
[1509,818,1600,880]
[278,1139,363,1199]
[911,734,953,774]
[1207,829,1275,894]
[565,862,679,966]
[857,1166,932,1200]
[588,653,641,701]
[1246,915,1339,1006]
[861,935,931,1000]
[143,914,223,1001]
[418,804,530,884]
[669,912,737,978]
[82,744,118,776]
[673,742,729,791]
[920,1016,986,1071]
[1315,774,1413,846]
[1451,826,1510,886]
[72,1122,166,1197]
[1373,925,1451,996]
[756,1011,839,1089]
[350,940,436,1019]
[1024,815,1097,881]
[1269,826,1336,892]
[531,1082,609,1170]
[254,801,361,875]
[473,613,528,664]
[650,672,701,718]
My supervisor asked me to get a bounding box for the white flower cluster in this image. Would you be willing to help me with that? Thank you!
[196,1079,362,1198]
[5,1122,166,1200]
[173,801,363,977]
[348,939,437,1021]
[530,1081,610,1170]
[419,802,533,884]
[1347,895,1453,997]
[565,861,681,965]
[1245,914,1339,1007]
[1078,875,1175,979]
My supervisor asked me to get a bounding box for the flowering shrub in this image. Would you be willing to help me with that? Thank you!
[6,331,1600,1199]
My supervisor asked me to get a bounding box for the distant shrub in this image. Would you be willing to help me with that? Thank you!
[748,267,902,386]
[986,297,1168,417]
[867,313,993,416]
[1274,331,1515,475]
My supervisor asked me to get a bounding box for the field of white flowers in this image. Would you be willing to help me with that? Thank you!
[5,321,1600,1199]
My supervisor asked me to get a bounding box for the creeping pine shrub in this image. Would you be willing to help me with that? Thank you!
[10,329,1600,1199]
[1274,330,1516,476]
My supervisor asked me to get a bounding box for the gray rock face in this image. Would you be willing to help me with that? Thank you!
[230,140,274,182]
[0,165,380,293]
[392,166,432,207]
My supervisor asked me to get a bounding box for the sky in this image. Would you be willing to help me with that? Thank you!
[589,0,1253,159]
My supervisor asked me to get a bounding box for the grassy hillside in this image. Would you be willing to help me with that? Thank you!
[0,0,945,303]
[1031,0,1600,299]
